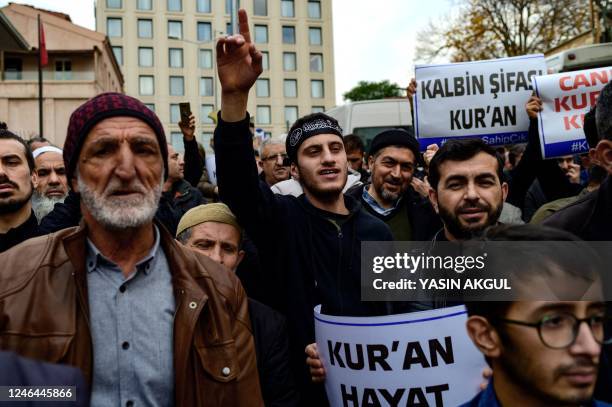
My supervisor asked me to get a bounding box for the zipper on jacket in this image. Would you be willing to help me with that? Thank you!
[328,219,345,313]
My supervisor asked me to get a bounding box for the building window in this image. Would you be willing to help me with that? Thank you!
[225,0,231,13]
[309,27,322,45]
[311,80,324,98]
[308,0,321,18]
[170,104,180,124]
[256,79,270,97]
[107,18,122,37]
[139,47,154,67]
[261,52,269,70]
[106,0,122,9]
[254,25,268,43]
[200,77,213,96]
[282,26,295,44]
[199,49,212,68]
[310,53,323,72]
[197,0,211,13]
[4,58,22,80]
[167,0,182,12]
[54,60,72,80]
[168,20,183,39]
[169,48,183,68]
[112,46,123,65]
[201,104,214,123]
[312,106,325,113]
[137,0,152,10]
[284,79,297,98]
[256,106,271,124]
[145,103,155,111]
[253,0,267,16]
[139,75,154,95]
[169,76,185,95]
[171,132,184,153]
[283,52,296,71]
[197,22,212,42]
[284,106,298,126]
[138,19,153,38]
[281,0,294,17]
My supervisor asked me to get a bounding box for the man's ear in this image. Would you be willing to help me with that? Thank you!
[31,170,39,189]
[594,140,612,173]
[290,163,300,181]
[258,159,264,170]
[588,148,601,167]
[466,316,502,359]
[236,250,245,268]
[428,187,439,214]
[368,155,374,169]
[501,182,508,202]
[70,175,79,193]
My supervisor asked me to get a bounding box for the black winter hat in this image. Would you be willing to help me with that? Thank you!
[368,129,420,159]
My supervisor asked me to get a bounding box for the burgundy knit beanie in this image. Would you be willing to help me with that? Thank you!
[64,92,168,182]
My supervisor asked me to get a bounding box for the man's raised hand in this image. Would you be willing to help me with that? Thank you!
[217,9,262,99]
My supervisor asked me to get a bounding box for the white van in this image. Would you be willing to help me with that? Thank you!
[325,98,412,151]
[545,42,612,73]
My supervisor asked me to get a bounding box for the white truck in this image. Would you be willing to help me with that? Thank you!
[545,42,612,73]
[325,98,412,152]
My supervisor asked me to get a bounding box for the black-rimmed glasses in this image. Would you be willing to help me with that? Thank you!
[497,312,612,349]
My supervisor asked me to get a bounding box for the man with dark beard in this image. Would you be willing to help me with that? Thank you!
[0,129,39,252]
[213,10,392,405]
[31,146,68,222]
[346,129,441,240]
[0,92,263,406]
[427,138,507,241]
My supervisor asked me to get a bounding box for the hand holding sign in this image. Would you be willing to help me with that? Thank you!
[525,95,543,119]
[305,343,326,383]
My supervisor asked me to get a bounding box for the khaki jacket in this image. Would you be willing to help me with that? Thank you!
[0,223,263,406]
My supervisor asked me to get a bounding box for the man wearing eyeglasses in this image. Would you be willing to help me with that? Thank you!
[462,225,612,407]
[464,301,610,407]
[258,137,290,187]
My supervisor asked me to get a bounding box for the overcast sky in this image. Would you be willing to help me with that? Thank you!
[0,0,453,105]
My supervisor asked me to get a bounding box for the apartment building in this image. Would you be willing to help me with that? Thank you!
[95,0,335,153]
[0,3,123,145]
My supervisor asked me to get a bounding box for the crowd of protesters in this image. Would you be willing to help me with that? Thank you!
[0,9,611,407]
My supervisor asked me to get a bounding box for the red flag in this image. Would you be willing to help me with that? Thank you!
[39,18,48,67]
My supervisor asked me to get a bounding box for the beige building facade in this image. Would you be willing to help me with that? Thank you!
[0,3,123,146]
[95,0,335,153]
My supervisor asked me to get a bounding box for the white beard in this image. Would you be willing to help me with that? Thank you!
[77,173,161,230]
[32,191,66,223]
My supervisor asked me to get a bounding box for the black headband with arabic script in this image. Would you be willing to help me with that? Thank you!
[285,114,344,163]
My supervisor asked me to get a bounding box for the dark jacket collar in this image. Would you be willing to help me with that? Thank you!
[297,192,362,220]
[0,210,40,252]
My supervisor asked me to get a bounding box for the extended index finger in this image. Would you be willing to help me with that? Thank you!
[238,9,251,43]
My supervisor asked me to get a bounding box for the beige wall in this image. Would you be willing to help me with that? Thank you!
[96,0,336,152]
[0,3,123,146]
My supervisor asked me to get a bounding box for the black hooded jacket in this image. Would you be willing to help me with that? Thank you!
[214,114,393,405]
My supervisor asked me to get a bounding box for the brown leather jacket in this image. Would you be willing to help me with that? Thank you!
[0,223,263,406]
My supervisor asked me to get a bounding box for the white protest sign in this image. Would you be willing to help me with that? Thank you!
[533,67,612,158]
[414,55,546,149]
[314,305,486,407]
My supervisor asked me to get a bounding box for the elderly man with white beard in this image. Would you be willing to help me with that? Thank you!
[0,92,263,406]
[31,146,69,222]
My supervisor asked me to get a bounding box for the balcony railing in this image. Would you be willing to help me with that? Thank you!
[2,70,95,81]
